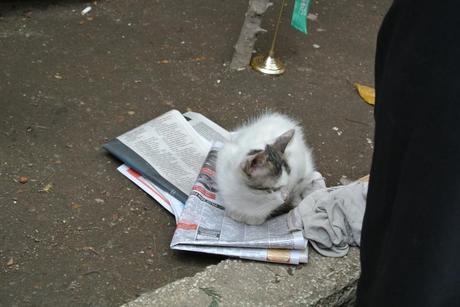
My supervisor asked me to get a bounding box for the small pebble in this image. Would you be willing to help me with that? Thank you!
[7,258,14,266]
[81,6,92,15]
[307,13,318,21]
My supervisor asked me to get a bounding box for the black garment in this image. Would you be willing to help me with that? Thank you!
[356,1,460,306]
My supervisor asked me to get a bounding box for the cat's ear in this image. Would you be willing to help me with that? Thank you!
[241,151,266,177]
[272,129,295,153]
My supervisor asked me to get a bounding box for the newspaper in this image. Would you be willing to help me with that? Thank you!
[116,110,212,196]
[107,110,309,264]
[118,164,185,222]
[183,111,231,144]
[114,110,231,221]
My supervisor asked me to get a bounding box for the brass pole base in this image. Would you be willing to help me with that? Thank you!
[250,53,285,75]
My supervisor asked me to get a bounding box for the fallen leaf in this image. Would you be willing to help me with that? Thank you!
[7,258,14,266]
[54,73,63,80]
[354,83,375,105]
[71,203,81,209]
[40,183,53,193]
[192,56,207,62]
[19,176,28,184]
[157,59,170,64]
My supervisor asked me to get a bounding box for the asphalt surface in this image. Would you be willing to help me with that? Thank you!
[0,0,389,306]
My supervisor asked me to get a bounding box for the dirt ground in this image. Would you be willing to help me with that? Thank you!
[0,0,390,306]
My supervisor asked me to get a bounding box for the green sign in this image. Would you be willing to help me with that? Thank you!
[291,0,311,34]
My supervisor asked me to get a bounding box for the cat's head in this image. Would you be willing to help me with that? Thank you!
[240,129,294,192]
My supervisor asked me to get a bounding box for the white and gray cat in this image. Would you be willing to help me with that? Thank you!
[216,112,315,225]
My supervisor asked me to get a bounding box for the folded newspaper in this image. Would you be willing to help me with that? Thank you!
[104,110,322,264]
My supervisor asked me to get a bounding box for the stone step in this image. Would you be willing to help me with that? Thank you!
[122,248,360,307]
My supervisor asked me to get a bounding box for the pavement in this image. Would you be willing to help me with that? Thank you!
[0,0,389,306]
[123,249,361,307]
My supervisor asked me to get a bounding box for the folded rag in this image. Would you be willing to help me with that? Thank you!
[288,178,368,257]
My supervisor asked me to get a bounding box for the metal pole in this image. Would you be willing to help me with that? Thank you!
[250,0,287,75]
[269,0,287,57]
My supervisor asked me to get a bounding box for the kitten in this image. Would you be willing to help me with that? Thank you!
[216,112,315,225]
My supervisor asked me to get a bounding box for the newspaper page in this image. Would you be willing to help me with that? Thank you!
[119,161,308,264]
[116,111,230,221]
[117,109,211,195]
[170,144,309,264]
[175,244,308,264]
[183,111,231,144]
[117,165,185,221]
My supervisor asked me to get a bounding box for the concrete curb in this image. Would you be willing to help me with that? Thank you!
[122,248,360,307]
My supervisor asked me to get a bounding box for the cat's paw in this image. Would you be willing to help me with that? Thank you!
[226,209,267,225]
[280,186,290,202]
[242,215,267,225]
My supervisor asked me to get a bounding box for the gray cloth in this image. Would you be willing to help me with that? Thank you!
[288,181,368,257]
